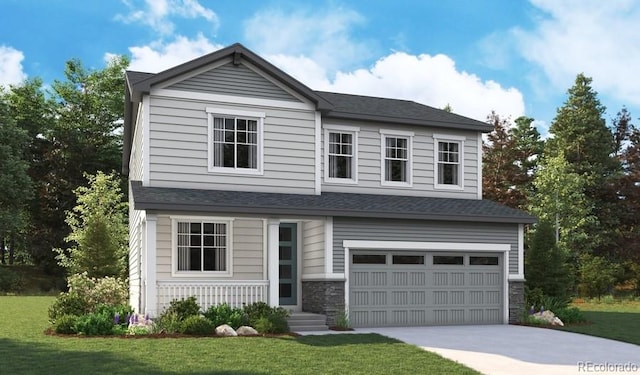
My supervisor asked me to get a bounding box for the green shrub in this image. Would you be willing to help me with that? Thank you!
[554,307,586,324]
[48,272,128,323]
[242,302,288,328]
[166,296,201,321]
[74,311,115,335]
[48,293,88,323]
[253,313,288,334]
[243,302,273,326]
[204,303,245,329]
[180,315,215,335]
[53,315,78,334]
[154,311,182,334]
[334,309,350,328]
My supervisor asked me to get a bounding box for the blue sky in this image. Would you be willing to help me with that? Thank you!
[1,0,639,134]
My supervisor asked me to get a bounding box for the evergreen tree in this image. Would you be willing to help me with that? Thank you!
[525,220,571,299]
[54,172,128,278]
[482,112,521,208]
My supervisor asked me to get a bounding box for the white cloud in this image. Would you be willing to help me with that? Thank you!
[124,34,223,72]
[244,6,373,74]
[0,45,27,86]
[271,51,525,122]
[115,0,218,35]
[512,0,640,106]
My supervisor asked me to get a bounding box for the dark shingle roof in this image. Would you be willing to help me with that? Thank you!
[315,91,491,131]
[131,182,535,224]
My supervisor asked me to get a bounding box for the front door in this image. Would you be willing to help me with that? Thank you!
[279,223,297,305]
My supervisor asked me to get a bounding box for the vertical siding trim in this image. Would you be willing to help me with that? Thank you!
[262,219,268,280]
[503,250,510,324]
[324,217,333,274]
[477,132,483,199]
[267,219,280,306]
[142,97,150,186]
[518,224,524,277]
[315,111,322,195]
[145,214,157,316]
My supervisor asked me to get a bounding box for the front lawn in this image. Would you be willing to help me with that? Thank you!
[0,296,479,374]
[559,299,640,345]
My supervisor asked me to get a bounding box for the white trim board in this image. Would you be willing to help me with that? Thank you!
[342,240,510,252]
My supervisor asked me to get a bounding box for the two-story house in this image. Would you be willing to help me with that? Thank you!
[123,43,535,328]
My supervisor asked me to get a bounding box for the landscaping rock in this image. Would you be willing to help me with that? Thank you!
[236,326,258,336]
[215,324,238,336]
[531,310,564,326]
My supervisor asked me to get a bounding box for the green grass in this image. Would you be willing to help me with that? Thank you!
[559,299,640,345]
[0,296,479,374]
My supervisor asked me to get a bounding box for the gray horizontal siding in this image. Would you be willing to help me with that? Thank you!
[332,218,518,274]
[168,62,300,102]
[302,220,325,276]
[322,120,479,198]
[147,96,317,194]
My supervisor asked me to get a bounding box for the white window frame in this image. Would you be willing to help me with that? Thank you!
[206,107,265,175]
[324,125,359,184]
[170,216,234,278]
[433,134,465,190]
[380,129,414,187]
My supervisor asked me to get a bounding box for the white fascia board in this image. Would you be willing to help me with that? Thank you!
[342,240,510,252]
[142,96,150,186]
[301,273,346,281]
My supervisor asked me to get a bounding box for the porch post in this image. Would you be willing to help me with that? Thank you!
[145,214,157,317]
[267,218,280,306]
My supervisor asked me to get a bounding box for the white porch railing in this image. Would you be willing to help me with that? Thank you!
[156,280,269,312]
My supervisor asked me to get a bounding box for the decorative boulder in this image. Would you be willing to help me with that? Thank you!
[531,310,564,326]
[215,324,238,336]
[236,326,259,336]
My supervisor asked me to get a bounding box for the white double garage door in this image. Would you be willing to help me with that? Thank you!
[349,250,505,327]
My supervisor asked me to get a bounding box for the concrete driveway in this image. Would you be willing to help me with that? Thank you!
[300,325,640,375]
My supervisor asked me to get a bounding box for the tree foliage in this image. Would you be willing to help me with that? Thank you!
[525,220,572,299]
[55,172,128,278]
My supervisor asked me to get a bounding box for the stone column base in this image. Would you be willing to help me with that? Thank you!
[301,280,345,326]
[508,280,525,323]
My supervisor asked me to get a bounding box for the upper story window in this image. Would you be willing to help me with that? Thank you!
[433,134,465,190]
[380,129,414,187]
[206,108,265,175]
[324,125,359,184]
[173,217,233,276]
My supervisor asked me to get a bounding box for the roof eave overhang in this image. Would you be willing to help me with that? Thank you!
[134,201,536,224]
[324,111,493,132]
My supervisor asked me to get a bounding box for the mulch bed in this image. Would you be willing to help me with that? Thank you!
[44,328,298,339]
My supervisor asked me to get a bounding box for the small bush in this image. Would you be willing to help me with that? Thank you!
[334,309,350,328]
[243,302,273,326]
[554,307,586,324]
[180,315,215,335]
[253,313,288,334]
[74,311,115,335]
[166,296,201,321]
[48,272,128,323]
[53,315,78,334]
[204,303,245,329]
[49,294,88,323]
[154,311,182,334]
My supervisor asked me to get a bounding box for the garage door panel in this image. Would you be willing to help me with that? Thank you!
[350,251,504,327]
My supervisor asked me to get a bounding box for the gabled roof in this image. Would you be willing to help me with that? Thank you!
[130,182,536,224]
[123,43,492,175]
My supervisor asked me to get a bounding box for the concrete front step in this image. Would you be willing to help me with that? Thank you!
[287,312,328,332]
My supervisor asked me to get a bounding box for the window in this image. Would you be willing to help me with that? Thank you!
[469,256,499,266]
[380,130,413,186]
[433,134,464,189]
[433,255,464,265]
[353,254,386,264]
[175,220,229,273]
[324,125,359,183]
[207,108,264,174]
[392,255,424,265]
